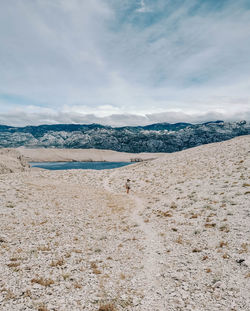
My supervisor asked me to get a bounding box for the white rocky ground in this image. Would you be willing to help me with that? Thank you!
[0,149,29,174]
[0,136,249,311]
[17,148,162,163]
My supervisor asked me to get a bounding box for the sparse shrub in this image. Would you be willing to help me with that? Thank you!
[170,202,177,209]
[65,252,71,258]
[37,245,51,252]
[24,290,31,297]
[98,304,117,311]
[5,289,16,300]
[120,273,126,280]
[175,236,183,244]
[9,257,20,261]
[62,273,70,280]
[50,258,65,267]
[31,277,54,287]
[157,210,173,217]
[192,248,202,253]
[219,241,228,248]
[219,225,230,233]
[190,214,198,219]
[72,249,82,253]
[239,243,248,253]
[91,262,101,274]
[205,223,216,228]
[74,282,82,289]
[7,262,20,268]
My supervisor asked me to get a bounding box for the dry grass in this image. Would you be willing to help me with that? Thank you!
[24,290,32,298]
[239,243,248,253]
[170,202,177,209]
[175,236,183,244]
[219,225,230,233]
[37,245,51,252]
[120,273,126,280]
[65,252,71,258]
[219,241,228,248]
[9,257,22,262]
[74,282,82,289]
[31,277,55,287]
[190,214,198,219]
[62,273,70,280]
[205,223,216,228]
[7,262,20,268]
[242,183,250,187]
[4,289,16,300]
[50,258,65,267]
[72,249,82,254]
[245,273,250,278]
[192,248,202,253]
[91,262,101,274]
[157,210,173,217]
[98,304,117,311]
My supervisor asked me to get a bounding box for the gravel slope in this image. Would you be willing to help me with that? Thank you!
[0,136,249,310]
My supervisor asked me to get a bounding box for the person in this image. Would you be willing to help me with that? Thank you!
[125,179,131,194]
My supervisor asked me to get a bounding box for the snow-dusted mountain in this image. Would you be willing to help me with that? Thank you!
[0,121,249,153]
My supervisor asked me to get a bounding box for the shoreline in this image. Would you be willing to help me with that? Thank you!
[16,147,164,163]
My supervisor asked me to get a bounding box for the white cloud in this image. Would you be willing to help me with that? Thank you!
[136,0,152,13]
[0,0,249,125]
[1,107,249,127]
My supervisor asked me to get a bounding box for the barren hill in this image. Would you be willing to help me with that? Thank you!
[0,149,30,174]
[0,136,249,310]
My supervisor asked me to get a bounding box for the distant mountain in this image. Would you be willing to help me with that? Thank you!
[0,121,249,153]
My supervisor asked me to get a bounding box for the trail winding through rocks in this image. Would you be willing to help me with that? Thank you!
[103,170,166,310]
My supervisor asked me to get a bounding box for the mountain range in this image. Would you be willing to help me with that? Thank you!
[0,121,249,153]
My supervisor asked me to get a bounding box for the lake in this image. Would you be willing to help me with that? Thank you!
[30,161,133,170]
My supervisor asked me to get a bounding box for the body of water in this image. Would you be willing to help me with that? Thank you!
[30,161,132,170]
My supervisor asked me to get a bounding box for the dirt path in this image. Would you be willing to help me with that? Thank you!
[103,171,166,310]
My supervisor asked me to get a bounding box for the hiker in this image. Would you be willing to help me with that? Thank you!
[125,179,131,194]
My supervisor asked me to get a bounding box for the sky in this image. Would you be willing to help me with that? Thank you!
[0,0,250,126]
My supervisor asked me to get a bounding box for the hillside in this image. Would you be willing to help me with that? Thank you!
[0,136,249,310]
[0,121,249,152]
[0,149,30,174]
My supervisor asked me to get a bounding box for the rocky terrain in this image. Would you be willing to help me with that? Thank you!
[0,149,30,174]
[0,121,249,153]
[0,136,249,310]
[17,148,162,163]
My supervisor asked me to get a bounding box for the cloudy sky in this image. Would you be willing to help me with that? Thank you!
[0,0,250,126]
